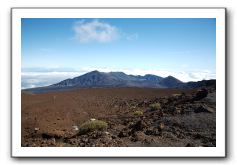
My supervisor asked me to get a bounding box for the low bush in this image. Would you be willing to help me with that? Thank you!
[79,120,108,134]
[149,103,161,111]
[133,110,143,116]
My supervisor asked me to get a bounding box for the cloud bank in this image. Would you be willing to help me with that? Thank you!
[22,72,83,89]
[22,67,216,89]
[73,19,119,43]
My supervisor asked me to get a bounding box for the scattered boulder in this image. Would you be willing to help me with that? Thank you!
[133,131,147,141]
[104,131,110,135]
[158,122,165,130]
[130,120,147,131]
[186,143,195,147]
[194,105,214,113]
[118,130,129,137]
[175,107,183,114]
[34,127,40,133]
[165,106,176,115]
[193,88,208,101]
[145,128,154,135]
[145,127,160,136]
[66,130,125,147]
[48,138,56,146]
[152,128,160,136]
[41,130,65,139]
[72,125,79,131]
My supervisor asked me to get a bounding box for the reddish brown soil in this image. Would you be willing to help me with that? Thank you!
[21,87,215,147]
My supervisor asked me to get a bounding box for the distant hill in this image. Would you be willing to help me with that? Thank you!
[23,70,216,94]
[159,76,183,88]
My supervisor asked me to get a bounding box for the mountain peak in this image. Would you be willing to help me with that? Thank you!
[165,75,181,81]
[23,70,216,94]
[144,74,154,76]
[84,70,104,76]
[166,75,175,78]
[90,70,100,74]
[51,70,169,89]
[159,75,183,88]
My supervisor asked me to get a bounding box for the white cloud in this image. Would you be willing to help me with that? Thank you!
[124,69,215,82]
[21,67,216,89]
[21,71,85,89]
[22,67,77,73]
[73,19,119,43]
[75,67,216,82]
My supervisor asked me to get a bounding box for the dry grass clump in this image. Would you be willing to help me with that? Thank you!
[133,110,143,116]
[79,120,108,134]
[149,103,161,111]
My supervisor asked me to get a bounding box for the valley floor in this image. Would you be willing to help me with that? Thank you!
[21,87,216,147]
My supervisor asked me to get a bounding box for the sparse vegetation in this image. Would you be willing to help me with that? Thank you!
[133,110,143,116]
[172,93,182,97]
[79,120,108,134]
[149,103,161,111]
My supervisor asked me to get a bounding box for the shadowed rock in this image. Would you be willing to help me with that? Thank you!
[192,88,208,101]
[194,105,214,113]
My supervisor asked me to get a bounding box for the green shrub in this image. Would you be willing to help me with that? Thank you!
[149,103,161,111]
[133,110,143,116]
[79,120,108,134]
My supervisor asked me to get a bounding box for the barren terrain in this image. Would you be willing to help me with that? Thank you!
[22,87,216,147]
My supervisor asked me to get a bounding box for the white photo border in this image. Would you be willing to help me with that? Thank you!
[11,8,226,157]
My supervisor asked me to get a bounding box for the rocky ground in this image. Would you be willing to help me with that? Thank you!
[21,87,216,147]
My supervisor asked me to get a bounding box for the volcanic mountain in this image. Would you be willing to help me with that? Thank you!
[23,70,216,94]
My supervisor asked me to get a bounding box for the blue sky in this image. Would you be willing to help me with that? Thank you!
[21,18,216,88]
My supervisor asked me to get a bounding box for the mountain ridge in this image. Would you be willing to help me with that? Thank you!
[23,70,216,94]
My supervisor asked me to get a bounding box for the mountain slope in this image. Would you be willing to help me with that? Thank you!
[23,70,215,94]
[52,70,165,88]
[159,76,183,88]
